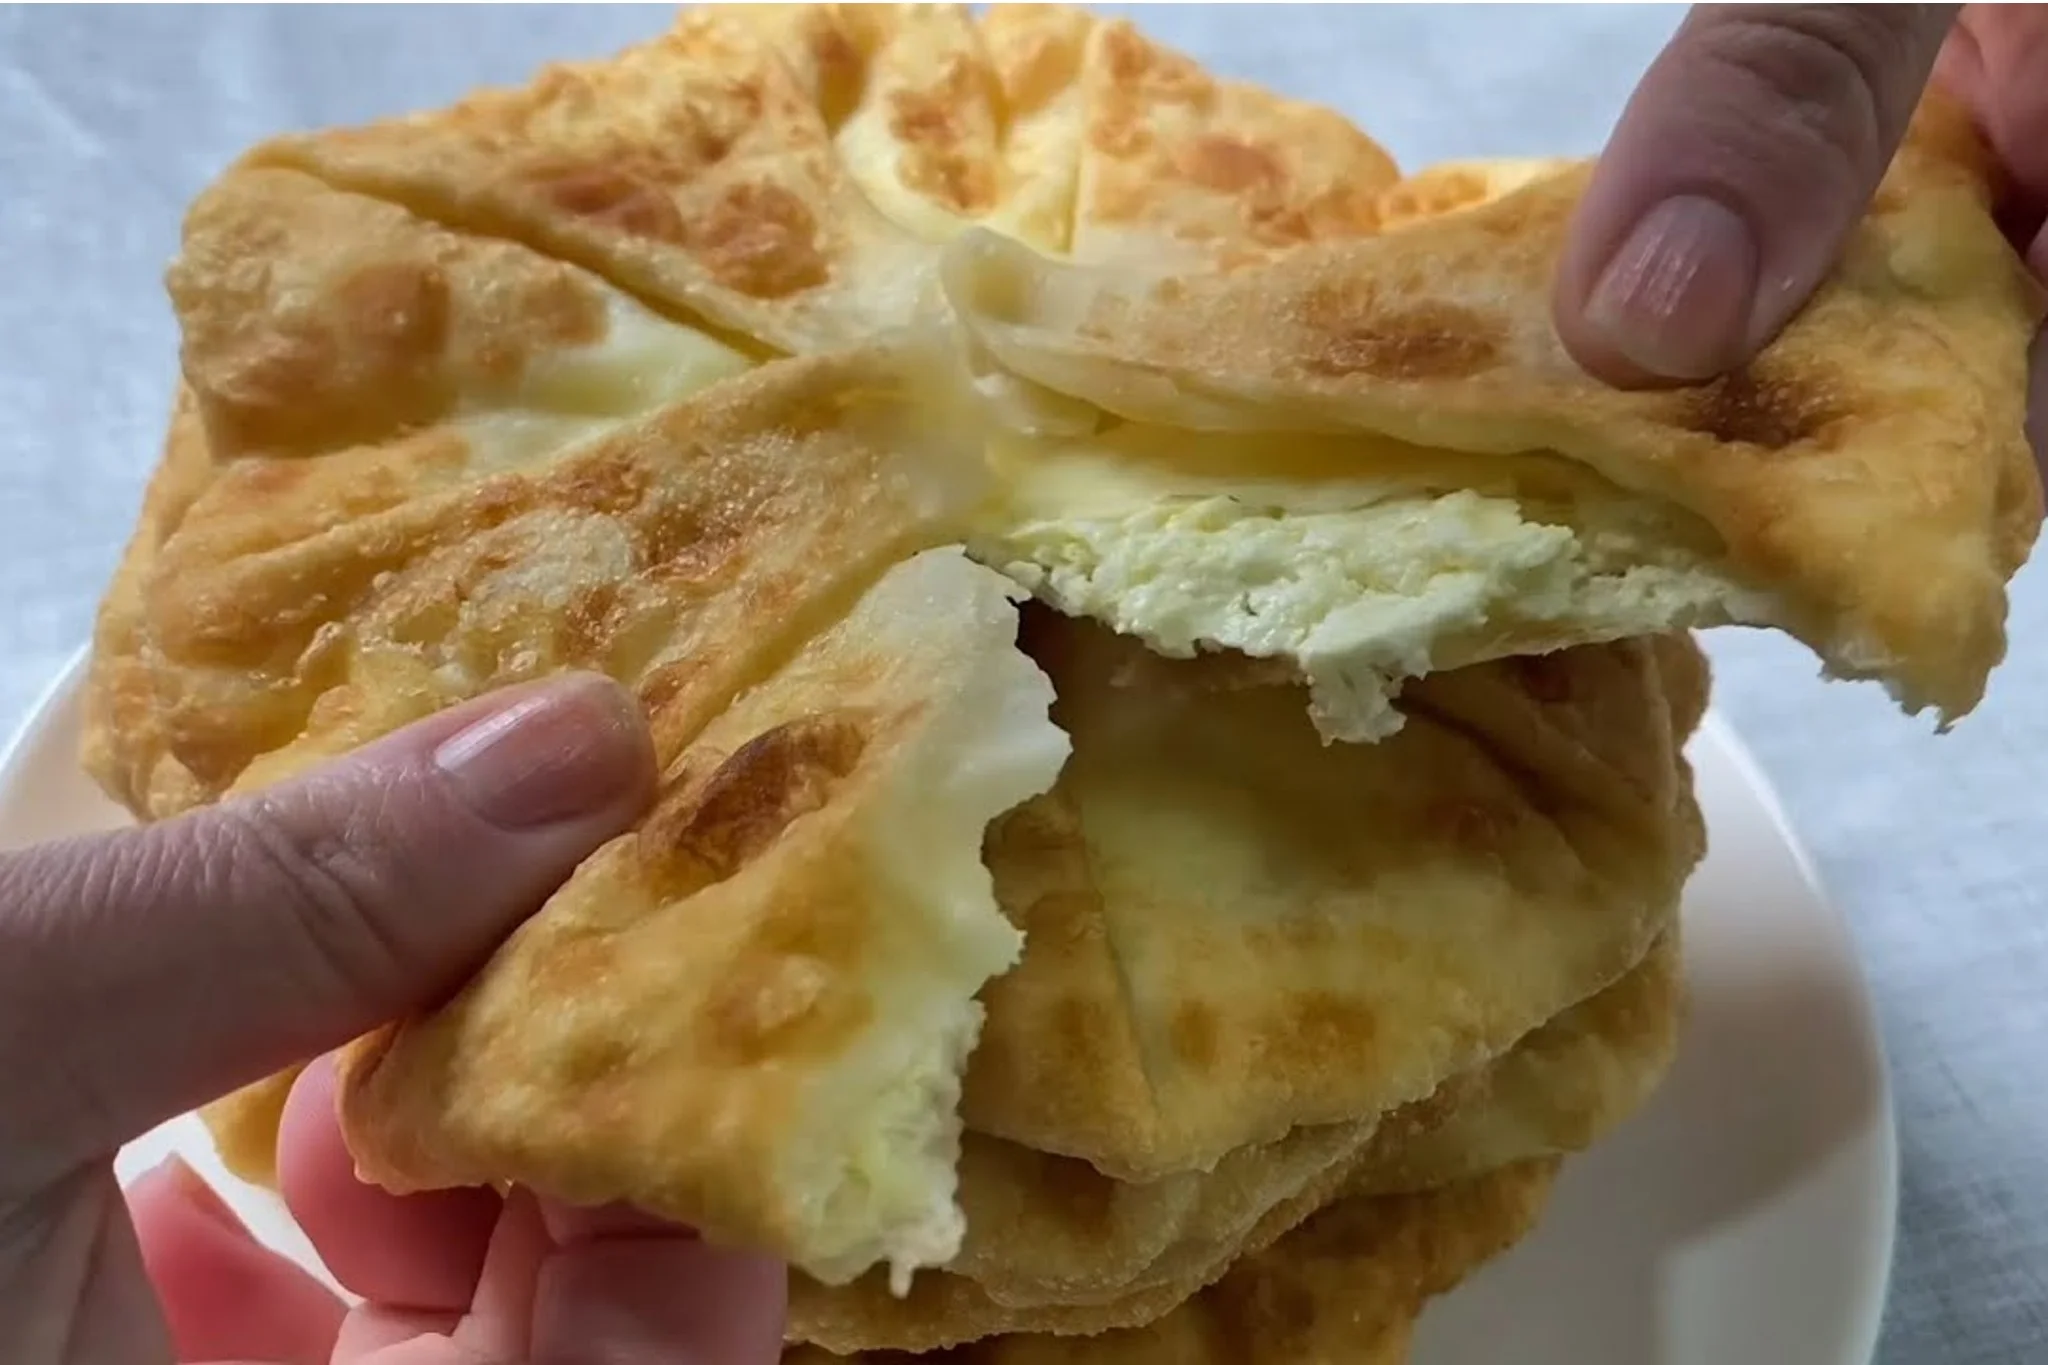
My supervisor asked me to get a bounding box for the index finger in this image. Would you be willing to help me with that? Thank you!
[278,1055,504,1314]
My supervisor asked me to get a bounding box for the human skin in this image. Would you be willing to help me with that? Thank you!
[1552,3,2048,466]
[0,675,787,1364]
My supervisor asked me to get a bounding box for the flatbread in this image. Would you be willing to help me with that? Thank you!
[238,8,940,353]
[84,165,763,817]
[946,1113,1372,1312]
[82,387,221,823]
[946,93,2044,736]
[235,5,1399,356]
[1345,928,1681,1196]
[961,612,1704,1180]
[785,929,1677,1350]
[787,1160,1559,1364]
[86,2,2034,1293]
[336,545,1066,1288]
[113,192,1070,1283]
[190,920,1677,1344]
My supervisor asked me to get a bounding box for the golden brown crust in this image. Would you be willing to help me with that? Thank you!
[1066,17,1398,267]
[81,386,219,819]
[196,1065,304,1190]
[191,924,1678,1346]
[787,1160,1558,1364]
[84,2,2034,1300]
[962,614,1702,1181]
[1345,929,1683,1196]
[337,545,1069,1285]
[947,92,2044,726]
[168,169,620,460]
[240,7,949,351]
[118,342,978,809]
[786,931,1678,1351]
[946,1118,1367,1312]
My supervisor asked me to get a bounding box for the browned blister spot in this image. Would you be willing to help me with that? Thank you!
[511,266,611,353]
[540,449,651,521]
[533,933,617,1004]
[1253,184,1381,249]
[1676,367,1841,450]
[534,162,688,243]
[555,581,622,663]
[989,10,1083,114]
[889,58,998,215]
[1186,135,1280,196]
[334,259,454,361]
[687,181,829,298]
[640,712,870,891]
[633,490,748,587]
[1271,992,1381,1076]
[805,25,865,131]
[1300,301,1504,381]
[638,658,695,711]
[1089,24,1204,162]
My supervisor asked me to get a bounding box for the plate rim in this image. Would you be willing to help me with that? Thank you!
[1685,710,1899,1365]
[1,642,1901,1360]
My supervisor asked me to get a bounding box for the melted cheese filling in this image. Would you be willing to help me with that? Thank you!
[454,294,759,474]
[972,421,1779,743]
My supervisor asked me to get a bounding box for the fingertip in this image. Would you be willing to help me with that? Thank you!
[279,1053,502,1312]
[421,671,657,836]
[1931,15,1987,105]
[127,1156,344,1365]
[1559,5,1956,384]
[1554,184,1760,387]
[127,1154,238,1234]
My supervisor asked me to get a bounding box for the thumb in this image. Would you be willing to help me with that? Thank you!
[1554,4,1957,383]
[0,673,655,1193]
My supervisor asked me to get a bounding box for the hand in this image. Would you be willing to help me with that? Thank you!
[0,675,788,1363]
[1553,3,2048,442]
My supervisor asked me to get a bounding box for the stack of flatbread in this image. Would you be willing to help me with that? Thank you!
[82,6,2041,1360]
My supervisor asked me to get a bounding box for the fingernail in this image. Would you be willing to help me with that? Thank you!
[131,1155,236,1233]
[1585,194,1758,380]
[162,1156,244,1234]
[433,676,651,830]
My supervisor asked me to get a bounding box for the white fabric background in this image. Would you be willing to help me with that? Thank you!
[1,6,2043,1360]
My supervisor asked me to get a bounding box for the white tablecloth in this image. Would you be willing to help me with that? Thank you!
[2,6,2043,1361]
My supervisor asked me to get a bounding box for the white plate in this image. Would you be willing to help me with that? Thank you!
[2,647,1896,1362]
